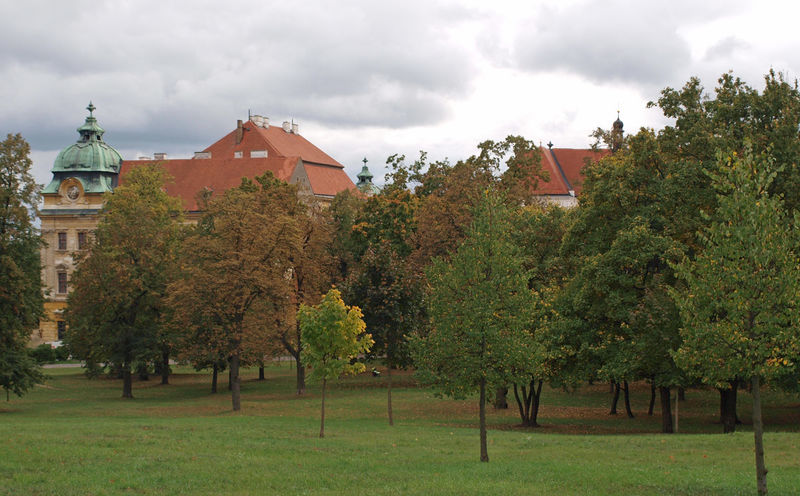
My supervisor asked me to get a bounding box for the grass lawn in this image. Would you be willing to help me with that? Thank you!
[2,364,799,495]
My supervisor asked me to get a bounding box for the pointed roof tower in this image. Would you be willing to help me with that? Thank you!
[611,111,624,153]
[356,157,380,196]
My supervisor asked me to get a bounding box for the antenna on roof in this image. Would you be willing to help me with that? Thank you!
[248,109,251,120]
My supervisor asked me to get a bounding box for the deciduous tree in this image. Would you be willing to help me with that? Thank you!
[66,165,183,398]
[672,150,800,496]
[412,191,536,462]
[0,134,44,400]
[298,288,372,438]
[167,173,299,410]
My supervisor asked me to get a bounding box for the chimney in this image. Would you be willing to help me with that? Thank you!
[282,121,291,132]
[251,115,270,128]
[236,119,243,144]
[153,152,167,160]
[291,123,299,134]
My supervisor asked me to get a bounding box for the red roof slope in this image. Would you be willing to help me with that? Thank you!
[120,118,356,210]
[204,120,343,167]
[304,163,358,197]
[121,156,299,211]
[533,147,610,196]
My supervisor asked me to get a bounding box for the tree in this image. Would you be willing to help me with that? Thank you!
[298,288,372,438]
[341,240,425,425]
[508,203,574,426]
[167,173,299,411]
[560,131,686,432]
[650,70,800,428]
[66,165,183,398]
[335,184,425,425]
[68,167,181,385]
[0,134,45,400]
[671,150,800,496]
[412,191,536,462]
[282,201,336,395]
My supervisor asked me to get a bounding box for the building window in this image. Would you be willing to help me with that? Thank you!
[78,232,87,250]
[57,321,66,340]
[57,272,68,294]
[57,232,67,250]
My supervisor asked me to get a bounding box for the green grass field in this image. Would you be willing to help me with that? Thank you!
[2,365,799,495]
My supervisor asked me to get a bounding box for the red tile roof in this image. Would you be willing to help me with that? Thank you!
[120,119,355,210]
[121,157,300,211]
[204,120,343,167]
[533,147,610,196]
[304,163,358,197]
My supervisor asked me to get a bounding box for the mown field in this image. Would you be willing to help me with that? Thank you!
[2,364,799,495]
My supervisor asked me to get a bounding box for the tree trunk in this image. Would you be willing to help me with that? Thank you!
[319,378,326,438]
[387,366,394,426]
[258,366,265,381]
[122,364,133,399]
[720,381,739,433]
[228,367,232,391]
[295,322,305,395]
[648,381,656,416]
[160,348,169,385]
[211,363,218,394]
[137,362,149,381]
[623,380,634,418]
[531,380,543,426]
[296,358,305,395]
[230,353,241,411]
[659,386,673,434]
[610,382,620,415]
[751,375,768,496]
[513,379,543,427]
[494,386,508,409]
[678,387,686,401]
[479,378,488,462]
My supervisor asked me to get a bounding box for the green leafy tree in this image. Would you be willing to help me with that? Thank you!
[650,70,800,427]
[560,131,686,431]
[507,203,573,426]
[298,288,372,438]
[0,134,44,400]
[341,240,425,425]
[412,191,536,462]
[66,165,183,398]
[671,150,800,496]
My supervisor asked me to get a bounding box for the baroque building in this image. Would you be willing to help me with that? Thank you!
[35,105,356,345]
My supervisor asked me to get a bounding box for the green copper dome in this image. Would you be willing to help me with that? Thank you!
[356,158,380,196]
[43,102,122,194]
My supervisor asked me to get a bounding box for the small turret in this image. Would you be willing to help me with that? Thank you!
[611,111,624,153]
[356,157,380,196]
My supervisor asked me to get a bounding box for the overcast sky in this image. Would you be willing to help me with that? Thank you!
[3,0,799,188]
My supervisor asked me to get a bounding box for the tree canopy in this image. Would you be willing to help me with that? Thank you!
[0,133,44,399]
[66,164,183,398]
[413,190,538,462]
[299,288,372,438]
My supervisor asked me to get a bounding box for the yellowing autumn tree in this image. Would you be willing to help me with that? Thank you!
[298,288,372,438]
